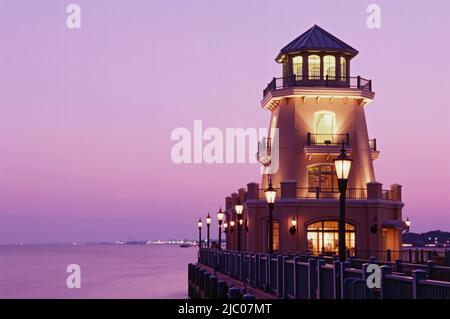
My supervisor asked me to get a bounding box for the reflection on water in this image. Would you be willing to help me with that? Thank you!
[0,244,197,299]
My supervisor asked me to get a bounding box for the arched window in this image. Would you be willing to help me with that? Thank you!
[323,55,336,80]
[307,220,355,255]
[340,57,347,79]
[308,55,321,80]
[314,110,336,144]
[308,164,338,192]
[292,56,303,79]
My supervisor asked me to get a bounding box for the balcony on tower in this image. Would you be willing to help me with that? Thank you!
[256,137,272,166]
[305,132,350,156]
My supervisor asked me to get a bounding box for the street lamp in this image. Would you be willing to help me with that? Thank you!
[229,220,235,233]
[235,200,244,251]
[206,213,211,248]
[265,178,277,254]
[197,218,203,249]
[217,207,224,250]
[405,217,411,232]
[334,145,353,262]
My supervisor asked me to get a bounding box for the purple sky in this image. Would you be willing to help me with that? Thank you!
[0,0,449,244]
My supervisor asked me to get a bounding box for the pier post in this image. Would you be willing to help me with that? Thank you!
[340,261,350,299]
[308,258,318,299]
[277,255,287,298]
[255,253,261,288]
[445,250,450,266]
[203,273,211,298]
[240,252,245,281]
[426,260,436,279]
[293,256,301,299]
[361,263,370,299]
[217,280,227,299]
[379,265,392,299]
[209,276,218,299]
[412,270,427,299]
[188,263,193,298]
[228,287,241,299]
[395,259,403,273]
[316,259,326,299]
[333,260,341,299]
[266,253,272,293]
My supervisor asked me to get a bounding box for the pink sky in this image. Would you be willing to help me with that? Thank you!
[0,0,449,244]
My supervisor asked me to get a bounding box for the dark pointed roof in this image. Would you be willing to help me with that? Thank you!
[276,25,358,62]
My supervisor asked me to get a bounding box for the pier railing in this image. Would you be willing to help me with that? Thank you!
[195,248,450,299]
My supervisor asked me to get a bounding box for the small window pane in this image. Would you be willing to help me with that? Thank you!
[308,55,321,80]
[324,55,336,80]
[292,56,303,79]
[340,57,347,79]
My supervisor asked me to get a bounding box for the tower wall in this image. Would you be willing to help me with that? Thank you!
[264,94,376,189]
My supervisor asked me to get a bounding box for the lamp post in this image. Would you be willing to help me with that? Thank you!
[334,145,353,262]
[405,217,411,233]
[235,200,244,251]
[229,220,235,233]
[217,207,224,250]
[206,213,211,248]
[197,218,203,249]
[265,178,277,254]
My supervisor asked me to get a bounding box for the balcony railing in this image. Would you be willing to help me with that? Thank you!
[306,133,350,146]
[263,75,372,98]
[297,187,367,199]
[256,187,394,200]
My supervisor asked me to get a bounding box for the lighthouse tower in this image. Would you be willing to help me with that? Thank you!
[225,25,405,258]
[259,25,376,190]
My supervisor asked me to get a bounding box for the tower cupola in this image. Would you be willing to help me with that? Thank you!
[275,25,359,86]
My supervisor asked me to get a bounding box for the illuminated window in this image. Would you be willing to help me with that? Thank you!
[340,57,347,79]
[268,220,280,251]
[292,56,303,79]
[314,110,336,144]
[307,220,355,255]
[308,55,321,79]
[308,164,338,192]
[323,55,336,80]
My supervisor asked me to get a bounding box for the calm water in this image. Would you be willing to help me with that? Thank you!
[0,245,197,299]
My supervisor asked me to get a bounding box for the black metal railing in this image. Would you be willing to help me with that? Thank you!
[255,187,394,200]
[263,75,372,98]
[194,248,450,299]
[297,187,367,199]
[306,133,349,146]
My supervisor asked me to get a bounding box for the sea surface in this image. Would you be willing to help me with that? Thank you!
[0,244,197,299]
